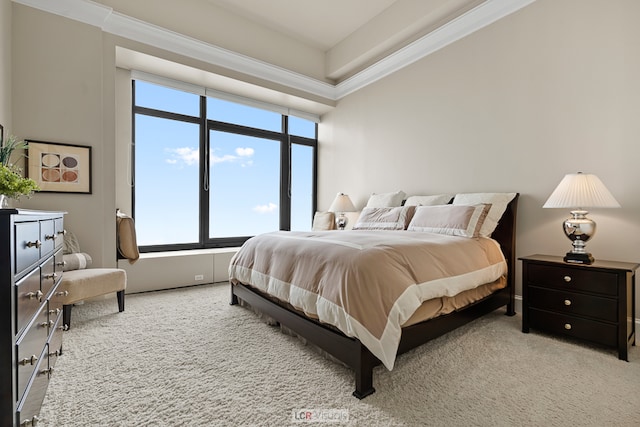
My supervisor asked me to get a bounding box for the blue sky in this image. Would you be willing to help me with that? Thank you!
[133,80,314,246]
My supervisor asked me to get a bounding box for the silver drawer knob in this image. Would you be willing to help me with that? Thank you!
[564,323,572,330]
[25,290,43,301]
[26,239,41,249]
[20,415,40,426]
[564,299,572,306]
[563,276,572,282]
[18,355,38,366]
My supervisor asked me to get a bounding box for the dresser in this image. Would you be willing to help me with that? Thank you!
[520,254,638,360]
[1,209,66,426]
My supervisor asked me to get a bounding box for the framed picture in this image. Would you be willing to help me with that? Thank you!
[26,140,92,194]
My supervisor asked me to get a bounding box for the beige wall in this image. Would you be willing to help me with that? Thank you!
[8,0,640,312]
[319,0,640,307]
[0,0,11,131]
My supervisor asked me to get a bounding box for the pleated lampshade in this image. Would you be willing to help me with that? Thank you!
[543,173,620,209]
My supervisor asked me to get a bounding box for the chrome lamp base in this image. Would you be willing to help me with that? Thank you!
[337,213,348,230]
[563,251,594,264]
[562,209,596,264]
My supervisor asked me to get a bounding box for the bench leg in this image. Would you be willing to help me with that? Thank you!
[63,304,72,330]
[117,290,125,312]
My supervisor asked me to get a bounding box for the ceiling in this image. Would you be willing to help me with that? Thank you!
[15,0,536,114]
[205,0,399,51]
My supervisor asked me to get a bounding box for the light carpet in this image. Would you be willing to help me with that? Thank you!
[39,283,639,426]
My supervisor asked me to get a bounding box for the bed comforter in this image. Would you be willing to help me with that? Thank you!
[228,230,507,370]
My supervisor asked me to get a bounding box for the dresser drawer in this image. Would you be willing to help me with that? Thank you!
[54,249,65,279]
[529,308,617,347]
[54,218,65,250]
[14,221,41,277]
[16,306,49,402]
[527,263,617,296]
[40,256,59,298]
[48,315,64,368]
[529,286,617,322]
[39,219,56,258]
[15,269,43,335]
[16,347,49,427]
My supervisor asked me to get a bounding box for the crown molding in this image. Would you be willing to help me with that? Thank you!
[335,0,537,98]
[12,0,536,102]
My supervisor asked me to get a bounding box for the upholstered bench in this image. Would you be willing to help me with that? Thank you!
[57,268,127,329]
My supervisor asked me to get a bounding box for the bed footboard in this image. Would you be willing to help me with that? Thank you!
[230,282,378,398]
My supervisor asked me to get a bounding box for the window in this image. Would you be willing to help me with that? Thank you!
[133,79,318,251]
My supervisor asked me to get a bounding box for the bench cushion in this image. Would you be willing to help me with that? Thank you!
[58,268,127,305]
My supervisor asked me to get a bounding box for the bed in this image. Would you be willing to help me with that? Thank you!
[229,192,518,398]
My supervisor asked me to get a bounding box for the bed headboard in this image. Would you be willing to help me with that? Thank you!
[490,193,519,289]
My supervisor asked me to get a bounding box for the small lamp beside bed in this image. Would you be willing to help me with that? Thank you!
[329,192,357,230]
[543,172,620,264]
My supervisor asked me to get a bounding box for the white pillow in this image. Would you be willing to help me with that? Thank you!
[352,206,415,230]
[404,194,453,206]
[312,211,335,231]
[365,190,406,208]
[407,204,490,238]
[452,193,517,237]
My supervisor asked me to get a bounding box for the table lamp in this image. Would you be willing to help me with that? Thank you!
[543,172,620,264]
[328,193,356,230]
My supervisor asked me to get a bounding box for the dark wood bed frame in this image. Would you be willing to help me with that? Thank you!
[230,194,519,399]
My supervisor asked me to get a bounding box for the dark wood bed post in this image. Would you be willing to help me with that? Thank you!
[491,193,519,316]
[229,194,518,398]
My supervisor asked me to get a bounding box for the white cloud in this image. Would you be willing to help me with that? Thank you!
[212,154,238,164]
[211,146,255,166]
[166,147,199,166]
[253,202,278,214]
[236,147,254,157]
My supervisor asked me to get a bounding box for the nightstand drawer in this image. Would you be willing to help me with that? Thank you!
[529,308,617,347]
[527,263,617,296]
[529,286,617,322]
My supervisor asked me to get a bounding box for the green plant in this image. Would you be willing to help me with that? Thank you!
[0,135,39,199]
[0,134,28,167]
[0,164,39,199]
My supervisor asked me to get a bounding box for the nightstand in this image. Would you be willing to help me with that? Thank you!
[520,254,638,360]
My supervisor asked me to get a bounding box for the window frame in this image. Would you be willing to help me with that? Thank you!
[131,79,318,252]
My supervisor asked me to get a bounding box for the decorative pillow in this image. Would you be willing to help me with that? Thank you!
[117,211,140,263]
[312,211,336,231]
[352,206,415,230]
[404,194,453,206]
[452,193,517,237]
[63,252,92,271]
[63,231,81,255]
[407,204,491,238]
[365,190,406,208]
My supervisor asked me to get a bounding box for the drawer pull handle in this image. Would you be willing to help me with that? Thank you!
[564,299,572,306]
[59,324,69,331]
[44,272,58,281]
[564,323,572,330]
[563,276,572,283]
[49,349,60,358]
[45,233,55,241]
[57,229,67,236]
[18,355,39,366]
[39,367,54,377]
[25,290,43,301]
[49,308,61,316]
[56,261,67,267]
[20,415,40,427]
[40,320,55,329]
[26,239,41,249]
[55,290,69,297]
